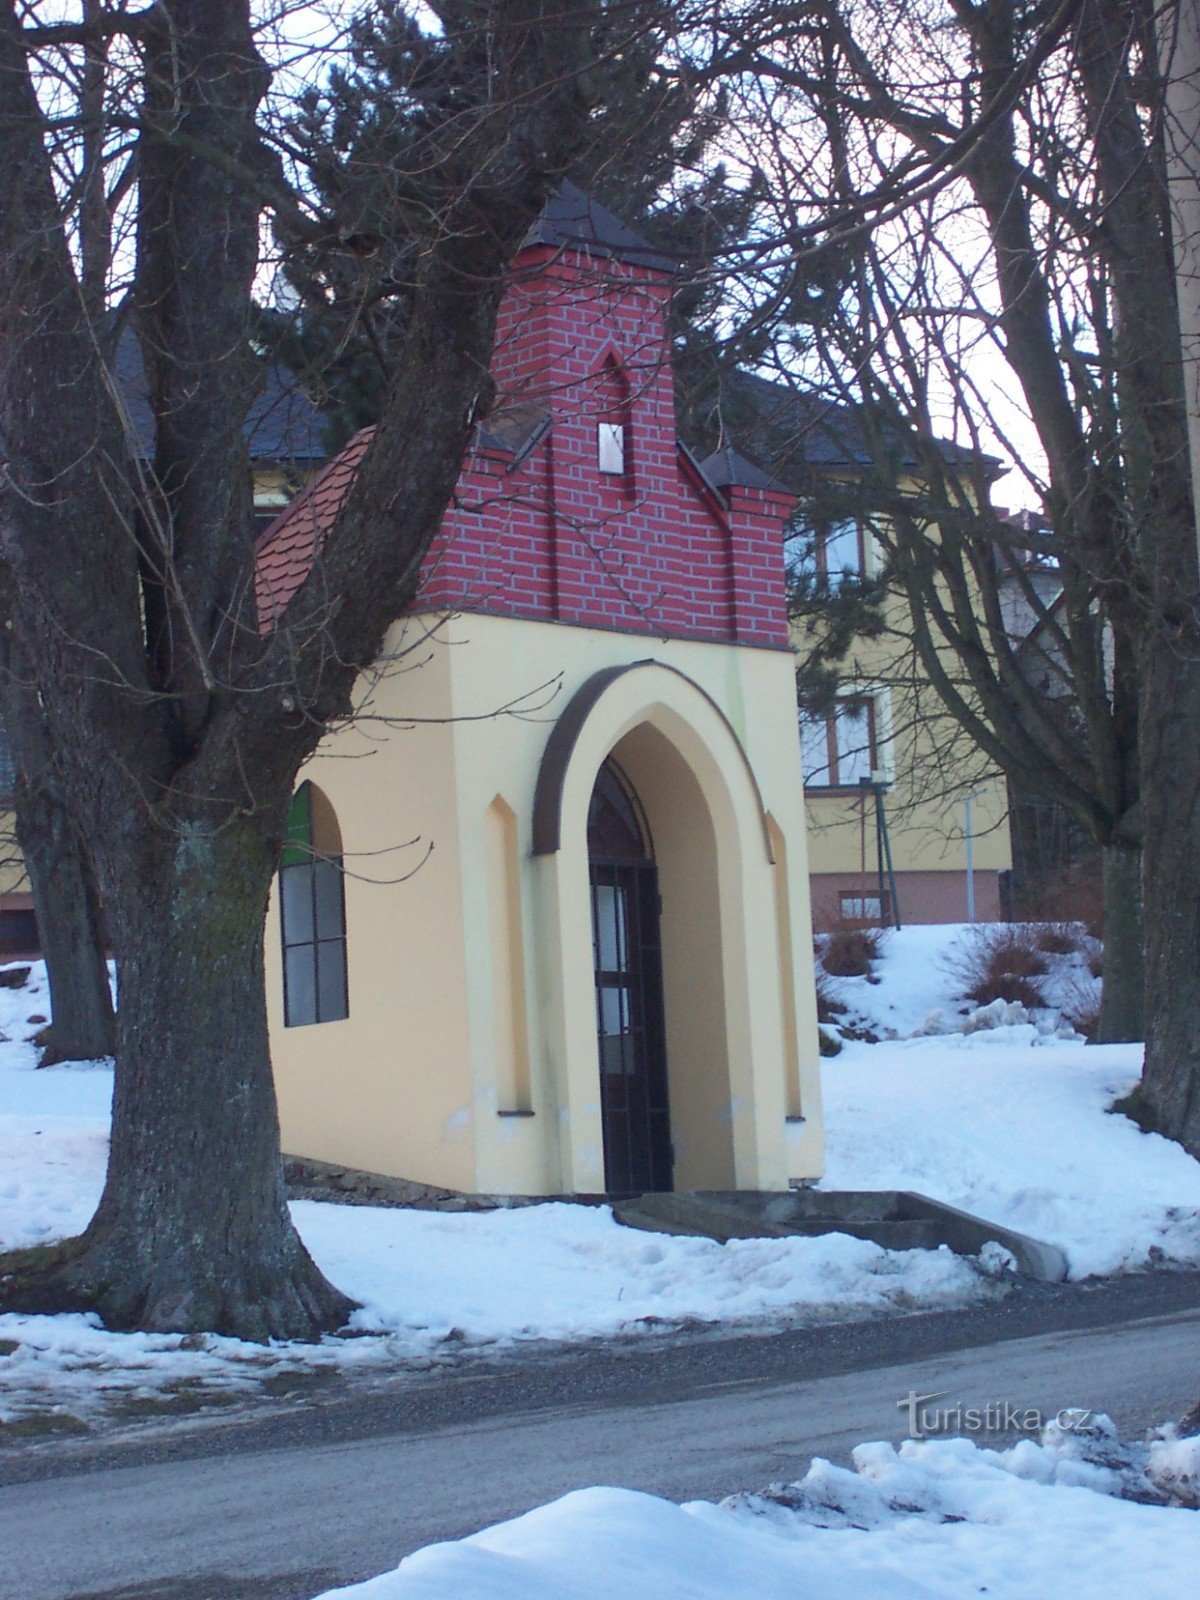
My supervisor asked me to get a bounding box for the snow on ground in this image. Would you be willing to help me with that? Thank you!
[314,1419,1200,1600]
[0,961,985,1428]
[0,964,113,1256]
[821,1035,1200,1276]
[814,923,1200,1277]
[296,1199,980,1346]
[817,919,1096,1041]
[3,926,1200,1426]
[822,921,983,1040]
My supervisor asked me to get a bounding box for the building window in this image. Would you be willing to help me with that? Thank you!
[279,782,348,1027]
[784,515,864,589]
[598,421,626,475]
[800,696,877,788]
[840,891,891,923]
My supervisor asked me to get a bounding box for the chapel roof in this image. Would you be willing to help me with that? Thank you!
[522,180,680,275]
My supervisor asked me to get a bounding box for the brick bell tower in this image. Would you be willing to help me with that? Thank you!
[412,181,794,647]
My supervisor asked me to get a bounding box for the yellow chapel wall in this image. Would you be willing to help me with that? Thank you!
[267,609,824,1196]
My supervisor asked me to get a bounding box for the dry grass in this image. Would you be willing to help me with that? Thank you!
[814,967,847,1025]
[1036,922,1083,956]
[820,927,883,979]
[1060,974,1103,1042]
[949,924,1050,1008]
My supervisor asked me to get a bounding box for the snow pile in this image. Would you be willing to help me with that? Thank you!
[311,1422,1200,1600]
[916,995,1081,1039]
[1148,1434,1200,1508]
[820,1035,1200,1276]
[296,1199,983,1346]
[729,1410,1200,1518]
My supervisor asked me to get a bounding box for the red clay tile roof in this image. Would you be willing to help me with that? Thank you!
[254,407,548,632]
[254,426,374,631]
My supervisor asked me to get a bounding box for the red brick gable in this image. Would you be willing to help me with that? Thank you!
[256,239,792,649]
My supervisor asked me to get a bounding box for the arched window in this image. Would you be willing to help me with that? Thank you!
[279,782,348,1027]
[594,355,632,486]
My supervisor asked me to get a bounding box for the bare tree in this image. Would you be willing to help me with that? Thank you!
[0,0,624,1339]
[687,0,1200,1072]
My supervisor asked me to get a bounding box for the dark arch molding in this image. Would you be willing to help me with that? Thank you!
[531,659,775,863]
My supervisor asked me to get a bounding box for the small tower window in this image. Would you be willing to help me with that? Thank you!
[279,782,349,1027]
[598,421,625,475]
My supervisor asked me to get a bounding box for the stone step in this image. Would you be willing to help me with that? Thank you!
[612,1189,1069,1282]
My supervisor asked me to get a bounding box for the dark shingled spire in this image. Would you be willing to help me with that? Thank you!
[523,180,680,274]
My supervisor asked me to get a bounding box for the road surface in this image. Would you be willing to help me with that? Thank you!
[1,1272,1197,1600]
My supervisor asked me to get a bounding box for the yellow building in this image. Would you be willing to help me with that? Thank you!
[721,375,1012,929]
[257,188,823,1197]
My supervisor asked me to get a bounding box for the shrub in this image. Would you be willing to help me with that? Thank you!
[975,973,1047,1009]
[1037,922,1082,956]
[1061,975,1103,1042]
[818,1026,843,1058]
[814,968,847,1025]
[949,924,1050,1008]
[821,927,883,979]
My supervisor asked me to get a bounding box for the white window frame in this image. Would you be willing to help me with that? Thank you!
[840,892,886,921]
[800,684,895,790]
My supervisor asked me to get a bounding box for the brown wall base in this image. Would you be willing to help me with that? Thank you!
[0,891,38,957]
[809,869,1002,932]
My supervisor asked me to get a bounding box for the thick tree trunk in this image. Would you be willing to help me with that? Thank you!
[14,776,115,1064]
[0,816,354,1339]
[1123,637,1200,1158]
[1096,842,1143,1044]
[0,625,115,1063]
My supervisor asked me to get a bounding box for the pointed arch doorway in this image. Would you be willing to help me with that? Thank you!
[588,759,672,1192]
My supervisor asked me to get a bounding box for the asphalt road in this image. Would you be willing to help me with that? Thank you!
[1,1272,1198,1600]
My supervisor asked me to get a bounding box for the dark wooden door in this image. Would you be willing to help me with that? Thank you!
[588,763,672,1193]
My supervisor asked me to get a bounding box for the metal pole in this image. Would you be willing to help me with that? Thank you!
[877,782,901,929]
[964,794,976,923]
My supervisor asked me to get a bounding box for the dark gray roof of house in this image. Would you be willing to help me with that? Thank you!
[722,371,1003,483]
[115,327,328,465]
[523,180,680,274]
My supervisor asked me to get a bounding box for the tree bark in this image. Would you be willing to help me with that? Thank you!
[14,776,114,1064]
[0,0,604,1339]
[0,625,115,1064]
[1121,629,1200,1157]
[0,811,353,1338]
[1096,842,1143,1044]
